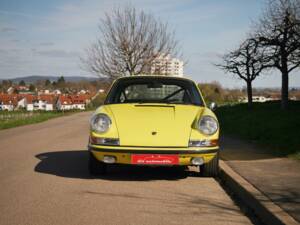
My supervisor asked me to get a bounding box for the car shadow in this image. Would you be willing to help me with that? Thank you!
[35,150,193,181]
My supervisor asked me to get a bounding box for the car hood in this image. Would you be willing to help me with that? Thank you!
[107,103,203,147]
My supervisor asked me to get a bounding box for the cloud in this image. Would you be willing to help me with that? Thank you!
[40,0,195,32]
[192,51,222,59]
[34,49,80,58]
[39,42,54,46]
[0,49,8,54]
[11,39,20,42]
[0,9,53,21]
[1,27,17,32]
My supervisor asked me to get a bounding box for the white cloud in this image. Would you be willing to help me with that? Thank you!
[34,49,80,58]
[1,27,17,32]
[39,42,54,46]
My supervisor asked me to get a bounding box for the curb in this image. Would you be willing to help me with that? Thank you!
[219,160,299,225]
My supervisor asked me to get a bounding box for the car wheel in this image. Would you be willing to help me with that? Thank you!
[200,153,219,177]
[88,152,107,175]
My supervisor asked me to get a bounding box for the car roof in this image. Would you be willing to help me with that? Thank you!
[115,75,195,83]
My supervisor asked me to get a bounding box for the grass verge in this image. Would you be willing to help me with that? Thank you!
[216,101,300,159]
[0,111,78,130]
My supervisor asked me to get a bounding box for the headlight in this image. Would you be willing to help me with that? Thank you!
[197,116,218,135]
[90,113,111,133]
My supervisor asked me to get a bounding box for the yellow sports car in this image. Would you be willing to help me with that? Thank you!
[88,76,219,177]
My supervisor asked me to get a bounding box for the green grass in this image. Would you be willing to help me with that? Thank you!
[0,110,77,130]
[216,101,300,159]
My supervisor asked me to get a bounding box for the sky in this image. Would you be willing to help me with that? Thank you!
[0,0,299,88]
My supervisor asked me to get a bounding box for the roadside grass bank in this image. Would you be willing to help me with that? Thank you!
[0,110,82,130]
[216,101,300,160]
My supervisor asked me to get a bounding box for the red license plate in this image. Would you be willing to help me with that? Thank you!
[131,154,179,165]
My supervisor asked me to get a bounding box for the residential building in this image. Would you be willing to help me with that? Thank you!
[23,95,34,111]
[56,95,73,110]
[239,95,281,103]
[78,89,88,94]
[0,100,14,111]
[70,95,86,110]
[0,93,93,111]
[7,87,15,94]
[52,89,62,95]
[24,95,55,111]
[0,94,18,111]
[38,89,50,95]
[17,97,27,109]
[145,54,184,77]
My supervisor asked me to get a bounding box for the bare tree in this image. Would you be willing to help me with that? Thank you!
[255,0,300,109]
[217,38,268,107]
[82,6,179,79]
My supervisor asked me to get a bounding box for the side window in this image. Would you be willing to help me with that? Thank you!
[119,92,126,103]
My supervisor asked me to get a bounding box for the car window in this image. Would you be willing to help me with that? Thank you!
[120,84,185,103]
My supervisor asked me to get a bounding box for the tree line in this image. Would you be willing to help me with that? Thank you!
[217,0,300,109]
[0,76,109,94]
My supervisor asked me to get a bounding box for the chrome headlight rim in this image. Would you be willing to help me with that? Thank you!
[197,115,218,136]
[90,113,112,133]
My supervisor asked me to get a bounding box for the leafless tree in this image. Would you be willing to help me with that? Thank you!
[82,6,180,79]
[217,38,269,107]
[255,0,300,109]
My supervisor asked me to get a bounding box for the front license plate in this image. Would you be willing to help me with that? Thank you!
[131,154,179,165]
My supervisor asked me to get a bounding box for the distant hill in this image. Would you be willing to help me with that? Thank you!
[0,75,106,83]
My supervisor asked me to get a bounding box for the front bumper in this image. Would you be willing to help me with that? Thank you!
[88,144,219,166]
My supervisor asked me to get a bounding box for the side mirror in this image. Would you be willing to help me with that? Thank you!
[209,102,217,111]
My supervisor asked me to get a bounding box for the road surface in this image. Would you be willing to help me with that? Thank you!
[0,112,253,225]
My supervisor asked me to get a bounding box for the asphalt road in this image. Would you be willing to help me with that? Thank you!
[0,112,253,225]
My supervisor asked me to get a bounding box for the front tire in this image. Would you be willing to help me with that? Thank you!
[200,153,219,177]
[88,152,107,175]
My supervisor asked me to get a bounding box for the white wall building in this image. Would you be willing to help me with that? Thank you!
[239,96,278,103]
[25,95,54,111]
[145,54,184,77]
[26,103,34,111]
[56,96,73,110]
[17,98,27,109]
[0,101,14,111]
[72,103,85,110]
[56,95,87,110]
[32,100,53,111]
[52,89,62,95]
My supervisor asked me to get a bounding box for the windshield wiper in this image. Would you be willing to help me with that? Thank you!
[163,88,184,100]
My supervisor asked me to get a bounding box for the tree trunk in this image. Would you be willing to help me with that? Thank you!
[247,80,253,107]
[281,71,289,110]
[281,53,289,110]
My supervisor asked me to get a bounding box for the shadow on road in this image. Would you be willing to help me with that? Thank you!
[220,136,279,161]
[35,150,193,181]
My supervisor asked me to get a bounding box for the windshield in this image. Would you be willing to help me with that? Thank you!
[105,77,203,106]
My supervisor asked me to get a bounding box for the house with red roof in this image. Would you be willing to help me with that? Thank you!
[30,95,55,111]
[56,95,73,110]
[20,94,55,111]
[1,93,91,111]
[56,94,90,110]
[69,95,87,110]
[0,94,18,111]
